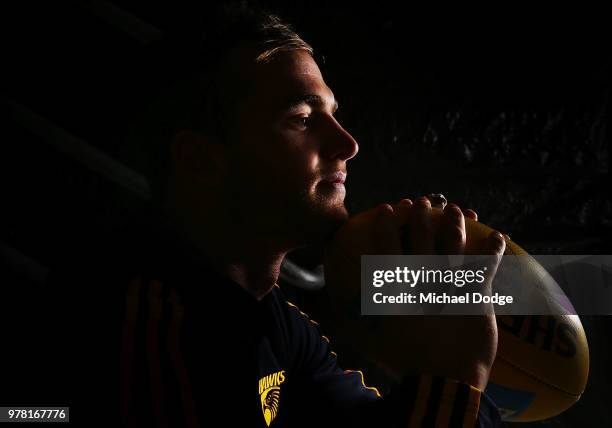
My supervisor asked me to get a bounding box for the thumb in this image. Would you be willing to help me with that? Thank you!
[486,231,506,258]
[481,231,506,298]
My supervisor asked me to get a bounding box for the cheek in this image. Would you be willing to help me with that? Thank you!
[259,137,320,182]
[276,131,320,169]
[279,148,320,194]
[233,122,321,187]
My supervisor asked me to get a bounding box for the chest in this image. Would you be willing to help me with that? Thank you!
[119,281,297,427]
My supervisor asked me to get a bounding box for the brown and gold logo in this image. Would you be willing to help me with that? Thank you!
[258,370,286,426]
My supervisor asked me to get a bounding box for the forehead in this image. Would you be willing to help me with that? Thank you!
[245,50,335,110]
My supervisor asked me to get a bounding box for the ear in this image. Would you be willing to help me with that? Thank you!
[171,129,226,185]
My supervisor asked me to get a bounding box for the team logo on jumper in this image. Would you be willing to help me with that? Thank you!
[258,370,286,426]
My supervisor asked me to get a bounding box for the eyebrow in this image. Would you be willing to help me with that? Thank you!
[284,94,339,112]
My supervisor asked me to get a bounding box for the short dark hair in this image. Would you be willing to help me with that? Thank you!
[123,3,313,205]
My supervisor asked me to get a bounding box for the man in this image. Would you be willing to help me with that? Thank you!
[40,5,505,427]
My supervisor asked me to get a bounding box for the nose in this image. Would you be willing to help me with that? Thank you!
[322,116,359,162]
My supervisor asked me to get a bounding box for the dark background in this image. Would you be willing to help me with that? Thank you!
[2,1,611,426]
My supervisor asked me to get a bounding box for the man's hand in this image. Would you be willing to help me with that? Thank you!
[325,196,506,390]
[390,197,506,389]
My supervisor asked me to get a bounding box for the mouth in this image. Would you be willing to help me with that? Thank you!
[321,171,346,186]
[318,172,347,200]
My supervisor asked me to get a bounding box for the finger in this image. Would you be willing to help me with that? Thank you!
[438,203,466,255]
[392,198,412,226]
[485,231,506,278]
[463,209,478,222]
[486,231,506,257]
[409,196,435,255]
[481,231,506,302]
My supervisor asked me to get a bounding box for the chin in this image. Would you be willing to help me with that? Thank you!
[326,203,349,222]
[299,201,348,244]
[285,186,349,244]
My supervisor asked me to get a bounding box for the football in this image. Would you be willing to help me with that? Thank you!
[323,207,590,421]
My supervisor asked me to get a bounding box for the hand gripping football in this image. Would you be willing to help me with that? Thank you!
[323,207,589,422]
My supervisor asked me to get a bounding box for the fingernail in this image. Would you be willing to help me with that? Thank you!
[417,196,430,207]
[465,209,478,221]
[379,203,394,215]
[427,193,447,209]
[399,198,413,206]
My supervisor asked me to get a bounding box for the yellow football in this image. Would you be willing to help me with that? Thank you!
[323,207,589,421]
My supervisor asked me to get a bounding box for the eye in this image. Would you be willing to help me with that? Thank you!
[293,115,311,128]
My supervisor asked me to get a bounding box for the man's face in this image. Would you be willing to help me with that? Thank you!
[222,49,359,244]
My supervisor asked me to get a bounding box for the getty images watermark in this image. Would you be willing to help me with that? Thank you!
[361,255,612,315]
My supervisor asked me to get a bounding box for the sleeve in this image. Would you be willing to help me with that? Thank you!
[283,299,502,427]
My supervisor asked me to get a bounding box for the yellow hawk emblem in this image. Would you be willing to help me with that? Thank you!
[258,370,286,426]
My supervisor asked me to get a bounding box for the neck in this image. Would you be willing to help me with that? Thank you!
[224,251,286,300]
[162,193,294,300]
